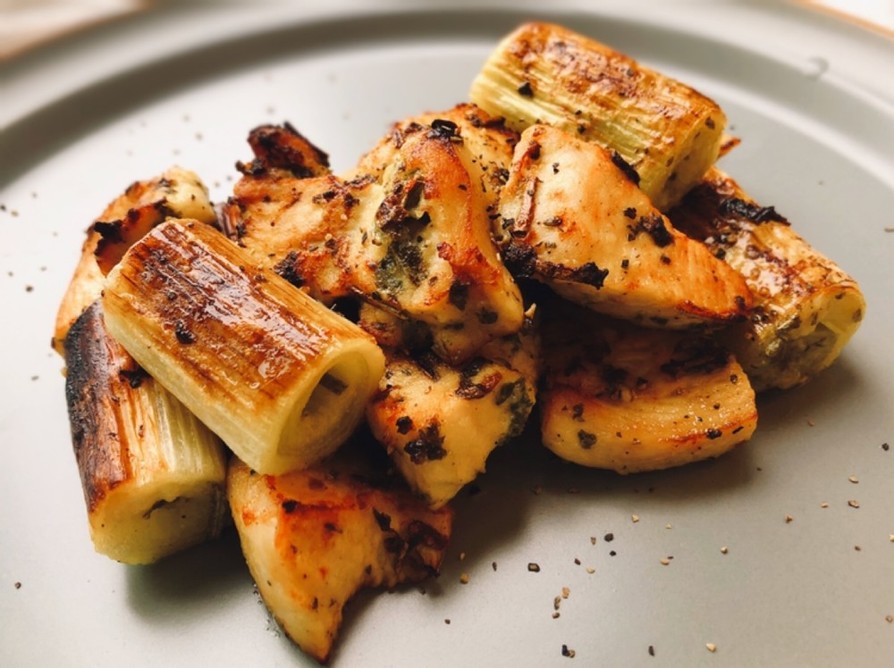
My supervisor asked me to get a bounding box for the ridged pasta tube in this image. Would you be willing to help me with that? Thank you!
[470,22,726,211]
[102,219,386,474]
[64,301,228,564]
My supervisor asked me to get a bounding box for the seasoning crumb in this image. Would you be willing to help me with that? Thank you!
[528,563,541,573]
[889,535,894,543]
[720,546,728,555]
[848,475,859,484]
[854,545,862,552]
[444,618,451,624]
[820,502,829,508]
[604,532,614,542]
[590,536,597,545]
[886,615,893,623]
[660,558,671,566]
[561,644,576,658]
[785,514,794,523]
[458,551,466,561]
[14,581,21,590]
[847,499,860,509]
[552,611,560,619]
[665,523,673,530]
[706,643,717,653]
[648,645,655,657]
[573,558,581,565]
[459,573,470,584]
[807,419,815,426]
[562,586,570,599]
[883,442,890,451]
[631,514,640,523]
[609,550,617,557]
[554,596,562,611]
[492,561,498,571]
[25,285,33,293]
[585,567,595,574]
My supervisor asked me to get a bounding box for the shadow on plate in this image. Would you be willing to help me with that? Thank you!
[124,528,249,621]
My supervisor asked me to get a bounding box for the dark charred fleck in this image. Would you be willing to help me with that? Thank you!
[526,141,542,161]
[720,197,788,224]
[448,280,470,311]
[396,416,413,434]
[706,428,723,440]
[527,563,540,572]
[573,262,609,288]
[373,508,392,531]
[282,499,299,513]
[412,351,441,381]
[274,251,305,288]
[577,430,597,449]
[571,403,584,422]
[428,119,462,143]
[92,220,123,242]
[517,81,534,97]
[174,321,195,344]
[501,240,537,278]
[119,367,148,389]
[623,207,637,219]
[404,422,447,464]
[477,308,499,325]
[640,214,674,247]
[611,151,640,185]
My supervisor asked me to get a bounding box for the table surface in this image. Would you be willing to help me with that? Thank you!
[1,0,892,61]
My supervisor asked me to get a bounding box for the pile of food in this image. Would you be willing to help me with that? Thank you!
[54,22,865,663]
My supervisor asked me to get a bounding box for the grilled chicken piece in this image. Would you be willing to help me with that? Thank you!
[103,219,385,476]
[52,166,216,354]
[539,302,757,473]
[223,105,525,364]
[228,454,453,663]
[496,125,752,328]
[470,21,727,211]
[64,301,228,564]
[365,305,538,507]
[669,168,866,391]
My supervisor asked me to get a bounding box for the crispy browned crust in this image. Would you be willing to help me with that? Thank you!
[224,104,525,364]
[228,455,453,663]
[63,301,143,512]
[496,125,752,328]
[53,167,216,355]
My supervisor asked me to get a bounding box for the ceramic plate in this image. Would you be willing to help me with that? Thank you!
[2,2,892,666]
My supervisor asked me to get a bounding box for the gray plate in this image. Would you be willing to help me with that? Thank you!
[1,2,892,666]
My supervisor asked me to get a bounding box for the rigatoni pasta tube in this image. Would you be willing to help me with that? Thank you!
[64,301,228,564]
[102,219,386,475]
[470,22,726,211]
